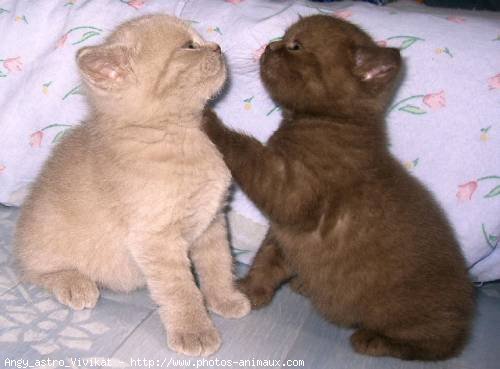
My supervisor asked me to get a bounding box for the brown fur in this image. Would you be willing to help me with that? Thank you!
[202,15,474,361]
[15,15,249,357]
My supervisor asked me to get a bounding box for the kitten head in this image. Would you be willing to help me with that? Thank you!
[260,15,401,118]
[76,15,226,119]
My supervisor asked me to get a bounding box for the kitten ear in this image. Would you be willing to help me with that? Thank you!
[77,44,134,91]
[352,46,401,90]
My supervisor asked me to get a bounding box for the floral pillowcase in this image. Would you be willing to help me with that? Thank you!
[181,0,500,281]
[0,0,499,281]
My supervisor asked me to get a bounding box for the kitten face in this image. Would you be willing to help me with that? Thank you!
[77,15,226,116]
[260,15,401,117]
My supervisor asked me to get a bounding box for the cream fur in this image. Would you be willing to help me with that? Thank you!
[14,15,249,357]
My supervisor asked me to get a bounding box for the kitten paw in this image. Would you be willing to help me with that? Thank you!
[350,329,393,358]
[167,325,221,357]
[207,290,251,319]
[52,275,100,310]
[237,277,274,309]
[289,277,308,297]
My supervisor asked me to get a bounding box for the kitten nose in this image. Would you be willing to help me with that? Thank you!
[207,43,221,53]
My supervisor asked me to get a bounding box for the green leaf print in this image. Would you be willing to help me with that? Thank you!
[484,185,500,198]
[208,26,222,36]
[73,31,101,45]
[389,94,425,114]
[476,176,500,200]
[386,36,425,50]
[52,130,70,144]
[266,105,281,117]
[469,224,498,270]
[183,20,200,25]
[482,224,498,250]
[62,84,84,100]
[399,105,426,115]
[15,15,28,24]
[42,124,72,132]
[64,26,103,46]
[400,38,417,49]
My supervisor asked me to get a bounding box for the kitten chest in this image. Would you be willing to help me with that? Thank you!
[121,133,231,240]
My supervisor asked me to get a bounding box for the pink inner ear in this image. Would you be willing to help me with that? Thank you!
[100,64,122,81]
[86,58,122,82]
[354,46,400,84]
[79,46,130,84]
[363,64,394,81]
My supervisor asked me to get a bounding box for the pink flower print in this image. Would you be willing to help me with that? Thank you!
[488,74,500,90]
[423,90,446,111]
[226,0,244,4]
[0,164,5,173]
[30,131,44,148]
[57,34,68,48]
[334,10,352,20]
[457,181,478,202]
[3,57,23,72]
[446,16,466,24]
[376,40,387,47]
[127,0,145,9]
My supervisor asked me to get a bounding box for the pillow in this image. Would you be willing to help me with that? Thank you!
[0,0,499,281]
[423,0,500,11]
[310,0,395,4]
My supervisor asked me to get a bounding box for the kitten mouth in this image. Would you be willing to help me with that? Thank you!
[260,54,279,85]
[202,54,225,77]
[206,63,227,99]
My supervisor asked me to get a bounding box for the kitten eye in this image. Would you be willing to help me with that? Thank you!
[182,41,199,50]
[287,41,302,51]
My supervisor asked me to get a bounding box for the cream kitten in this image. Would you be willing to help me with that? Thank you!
[15,15,250,357]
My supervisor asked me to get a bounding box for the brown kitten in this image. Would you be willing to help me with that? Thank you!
[202,15,474,361]
[15,15,249,357]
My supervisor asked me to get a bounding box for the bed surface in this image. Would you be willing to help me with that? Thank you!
[1,205,499,369]
[1,0,499,281]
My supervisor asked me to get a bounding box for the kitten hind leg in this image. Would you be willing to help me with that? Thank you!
[190,214,250,319]
[350,328,461,361]
[238,229,293,309]
[350,329,420,360]
[29,270,99,310]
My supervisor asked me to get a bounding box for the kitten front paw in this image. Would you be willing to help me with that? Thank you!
[167,325,221,357]
[201,108,225,143]
[207,290,251,319]
[53,278,100,310]
[237,277,274,309]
